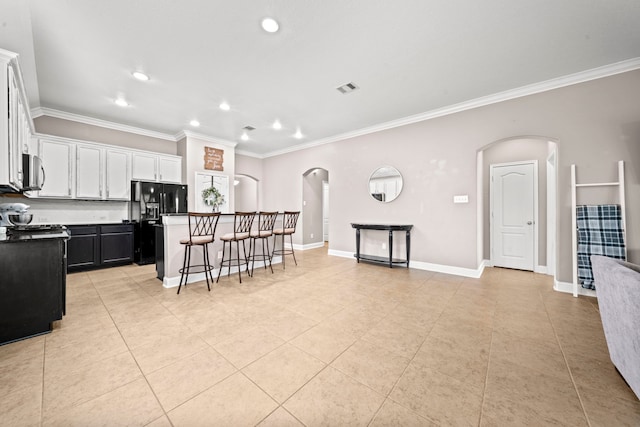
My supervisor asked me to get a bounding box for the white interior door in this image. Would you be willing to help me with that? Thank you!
[491,162,536,271]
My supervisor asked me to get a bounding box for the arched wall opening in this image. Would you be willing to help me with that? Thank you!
[477,136,558,276]
[302,167,329,249]
[234,174,259,211]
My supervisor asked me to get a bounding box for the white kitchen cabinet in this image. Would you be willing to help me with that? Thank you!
[132,152,182,183]
[158,155,182,183]
[38,139,74,198]
[132,152,158,181]
[76,144,103,199]
[1,50,33,193]
[105,149,130,200]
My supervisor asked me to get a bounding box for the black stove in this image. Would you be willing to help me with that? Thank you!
[5,225,69,240]
[9,224,65,233]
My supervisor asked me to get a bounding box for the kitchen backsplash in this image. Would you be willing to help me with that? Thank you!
[0,197,129,225]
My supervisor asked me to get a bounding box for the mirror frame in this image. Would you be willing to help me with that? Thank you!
[368,165,403,203]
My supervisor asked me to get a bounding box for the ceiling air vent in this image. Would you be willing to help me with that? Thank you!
[336,82,359,94]
[242,125,256,131]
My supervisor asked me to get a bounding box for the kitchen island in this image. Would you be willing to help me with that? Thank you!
[158,214,283,288]
[0,227,69,345]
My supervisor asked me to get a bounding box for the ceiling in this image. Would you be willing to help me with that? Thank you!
[2,0,640,156]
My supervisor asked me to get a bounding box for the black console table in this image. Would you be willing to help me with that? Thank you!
[351,223,413,268]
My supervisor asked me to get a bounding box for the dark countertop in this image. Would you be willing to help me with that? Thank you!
[0,228,70,243]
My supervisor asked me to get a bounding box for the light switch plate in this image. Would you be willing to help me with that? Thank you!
[453,195,469,203]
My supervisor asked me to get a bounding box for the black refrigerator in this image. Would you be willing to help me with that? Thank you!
[131,181,188,265]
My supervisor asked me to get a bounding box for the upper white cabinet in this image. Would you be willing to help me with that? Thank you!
[34,134,180,200]
[132,152,158,181]
[76,144,103,199]
[158,155,182,183]
[105,149,130,200]
[132,152,182,183]
[1,49,33,192]
[38,138,73,198]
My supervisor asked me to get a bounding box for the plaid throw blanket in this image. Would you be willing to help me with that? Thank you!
[577,205,626,290]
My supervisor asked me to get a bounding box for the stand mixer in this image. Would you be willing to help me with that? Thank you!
[0,203,32,227]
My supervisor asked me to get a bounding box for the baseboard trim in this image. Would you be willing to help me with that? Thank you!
[535,265,548,274]
[162,257,281,288]
[328,250,486,278]
[484,259,552,276]
[554,280,597,298]
[293,242,325,251]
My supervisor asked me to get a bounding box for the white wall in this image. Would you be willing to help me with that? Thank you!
[261,70,640,282]
[34,116,177,154]
[181,135,235,212]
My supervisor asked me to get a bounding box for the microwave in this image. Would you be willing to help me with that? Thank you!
[22,154,45,191]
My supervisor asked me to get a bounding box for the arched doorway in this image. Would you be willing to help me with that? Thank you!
[302,168,329,249]
[477,137,558,276]
[234,174,259,211]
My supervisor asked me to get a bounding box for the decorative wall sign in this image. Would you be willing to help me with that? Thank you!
[204,147,224,171]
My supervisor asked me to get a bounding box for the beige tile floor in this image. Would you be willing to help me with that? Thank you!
[2,246,639,426]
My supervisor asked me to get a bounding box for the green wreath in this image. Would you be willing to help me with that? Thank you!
[202,185,225,208]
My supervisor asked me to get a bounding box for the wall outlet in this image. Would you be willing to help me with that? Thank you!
[310,233,314,238]
[382,243,386,250]
[453,195,469,204]
[217,251,223,259]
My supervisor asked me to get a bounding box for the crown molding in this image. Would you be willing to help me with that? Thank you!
[27,58,640,159]
[234,149,265,159]
[262,57,640,158]
[30,107,177,141]
[176,130,237,148]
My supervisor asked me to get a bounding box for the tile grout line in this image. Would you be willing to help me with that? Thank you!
[541,289,593,427]
[477,295,499,427]
[91,271,176,427]
[40,332,47,427]
[367,278,460,426]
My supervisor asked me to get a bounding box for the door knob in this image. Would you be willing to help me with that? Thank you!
[527,221,533,225]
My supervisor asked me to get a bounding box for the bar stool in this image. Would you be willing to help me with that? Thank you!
[272,211,300,270]
[217,211,256,283]
[249,211,278,275]
[177,212,220,294]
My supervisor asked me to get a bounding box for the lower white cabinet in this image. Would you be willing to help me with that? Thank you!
[39,139,73,198]
[105,149,130,200]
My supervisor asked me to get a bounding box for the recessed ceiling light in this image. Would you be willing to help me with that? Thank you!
[240,132,249,141]
[132,71,149,81]
[115,98,128,107]
[261,18,279,33]
[190,119,200,127]
[219,102,230,111]
[272,120,282,130]
[294,129,303,139]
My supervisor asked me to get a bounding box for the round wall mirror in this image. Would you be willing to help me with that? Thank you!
[369,165,403,202]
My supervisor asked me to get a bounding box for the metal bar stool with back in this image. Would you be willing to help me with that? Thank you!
[249,211,278,275]
[177,212,221,294]
[217,211,256,283]
[272,211,300,269]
